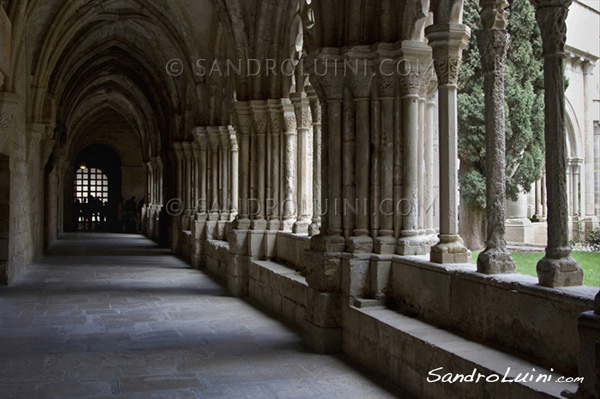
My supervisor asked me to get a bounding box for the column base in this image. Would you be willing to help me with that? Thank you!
[477,246,516,274]
[347,235,373,253]
[536,253,583,287]
[430,234,471,264]
[374,235,396,255]
[308,220,321,237]
[281,218,295,232]
[310,234,346,253]
[268,218,282,231]
[531,214,546,223]
[293,219,310,235]
[219,211,230,221]
[397,231,429,255]
[232,217,251,230]
[251,218,268,231]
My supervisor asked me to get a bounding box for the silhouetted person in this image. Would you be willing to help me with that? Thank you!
[125,196,137,233]
[117,197,124,232]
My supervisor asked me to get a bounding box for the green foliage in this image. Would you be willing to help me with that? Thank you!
[458,0,545,209]
[588,228,600,253]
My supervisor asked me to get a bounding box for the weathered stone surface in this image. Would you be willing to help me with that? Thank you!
[531,0,583,287]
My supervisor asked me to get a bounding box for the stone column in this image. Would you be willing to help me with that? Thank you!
[146,161,154,206]
[424,77,438,239]
[595,122,600,217]
[267,100,283,231]
[251,101,268,230]
[229,126,239,220]
[374,58,397,254]
[569,159,581,216]
[397,43,431,256]
[290,92,314,235]
[531,0,583,287]
[307,86,322,237]
[281,101,298,232]
[233,102,252,229]
[219,126,230,221]
[157,156,164,205]
[207,127,221,221]
[582,61,598,231]
[418,83,427,239]
[172,143,184,203]
[532,178,545,222]
[476,0,516,274]
[193,128,208,219]
[347,56,374,253]
[192,142,200,214]
[308,54,346,252]
[182,142,193,229]
[426,23,471,264]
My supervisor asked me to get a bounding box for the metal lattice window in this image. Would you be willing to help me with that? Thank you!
[75,168,109,204]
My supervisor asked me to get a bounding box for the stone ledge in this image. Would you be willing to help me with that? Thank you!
[393,256,596,307]
[348,305,579,399]
[391,256,596,375]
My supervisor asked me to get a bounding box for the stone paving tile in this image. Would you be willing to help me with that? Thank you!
[0,233,411,399]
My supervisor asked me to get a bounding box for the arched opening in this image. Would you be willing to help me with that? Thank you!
[64,144,122,232]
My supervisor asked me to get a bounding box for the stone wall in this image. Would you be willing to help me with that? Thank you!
[389,257,596,376]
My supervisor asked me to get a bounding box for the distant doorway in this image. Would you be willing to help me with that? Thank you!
[66,144,122,232]
[75,167,110,231]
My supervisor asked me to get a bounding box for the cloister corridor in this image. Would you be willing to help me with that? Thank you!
[0,233,408,399]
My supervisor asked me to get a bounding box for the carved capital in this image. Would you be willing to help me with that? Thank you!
[282,103,297,133]
[433,56,462,86]
[251,101,269,135]
[290,93,312,129]
[530,0,572,57]
[0,112,13,130]
[425,23,471,86]
[399,70,423,97]
[305,50,346,102]
[480,0,509,30]
[425,77,438,101]
[228,126,239,152]
[306,86,322,125]
[347,70,373,99]
[207,127,221,150]
[219,126,230,149]
[267,99,284,134]
[192,127,209,150]
[234,101,253,136]
[181,142,192,159]
[377,75,397,99]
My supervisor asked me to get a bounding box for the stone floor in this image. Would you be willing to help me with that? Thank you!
[0,233,411,399]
